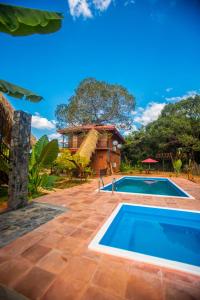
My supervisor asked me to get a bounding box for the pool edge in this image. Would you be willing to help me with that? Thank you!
[97,176,194,199]
[88,203,200,276]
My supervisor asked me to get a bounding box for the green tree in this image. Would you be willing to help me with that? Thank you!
[122,96,200,166]
[55,78,135,129]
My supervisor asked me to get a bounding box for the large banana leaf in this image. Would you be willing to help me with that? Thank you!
[0,80,43,102]
[0,3,63,36]
[33,135,49,164]
[39,139,59,167]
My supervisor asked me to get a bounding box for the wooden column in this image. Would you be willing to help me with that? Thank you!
[8,111,31,210]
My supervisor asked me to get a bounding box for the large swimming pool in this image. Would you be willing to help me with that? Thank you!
[101,176,192,198]
[89,204,200,275]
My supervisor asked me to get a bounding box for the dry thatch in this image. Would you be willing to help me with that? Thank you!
[0,93,36,146]
[77,129,99,161]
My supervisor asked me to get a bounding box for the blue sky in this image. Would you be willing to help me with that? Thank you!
[1,0,200,139]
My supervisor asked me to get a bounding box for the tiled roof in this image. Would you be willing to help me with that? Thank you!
[58,124,125,142]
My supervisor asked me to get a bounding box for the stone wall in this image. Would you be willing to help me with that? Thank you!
[8,111,31,210]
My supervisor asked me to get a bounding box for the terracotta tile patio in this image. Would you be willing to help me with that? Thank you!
[0,175,200,299]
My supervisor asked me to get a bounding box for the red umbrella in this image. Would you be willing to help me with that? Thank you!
[142,157,158,171]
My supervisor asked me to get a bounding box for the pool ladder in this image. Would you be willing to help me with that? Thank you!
[112,178,116,194]
[98,177,116,194]
[98,176,104,192]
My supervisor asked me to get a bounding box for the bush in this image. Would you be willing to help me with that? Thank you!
[120,162,133,172]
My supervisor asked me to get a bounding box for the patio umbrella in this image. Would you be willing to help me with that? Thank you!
[142,157,158,170]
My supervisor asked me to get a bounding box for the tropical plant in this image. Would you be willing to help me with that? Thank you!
[0,80,43,102]
[0,3,63,99]
[0,3,63,36]
[55,78,135,129]
[172,159,182,176]
[54,149,76,176]
[28,135,59,196]
[120,162,133,173]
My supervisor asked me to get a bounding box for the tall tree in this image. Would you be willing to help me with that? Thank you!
[55,78,135,129]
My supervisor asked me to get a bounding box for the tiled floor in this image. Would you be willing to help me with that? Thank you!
[0,176,200,300]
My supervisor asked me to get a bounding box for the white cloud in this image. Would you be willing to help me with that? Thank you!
[68,0,92,18]
[124,0,135,6]
[123,124,138,136]
[166,87,173,92]
[93,0,112,11]
[67,0,112,18]
[31,114,56,130]
[134,102,165,126]
[48,132,62,141]
[166,90,198,102]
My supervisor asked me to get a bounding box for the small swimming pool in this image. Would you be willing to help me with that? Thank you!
[101,176,192,198]
[89,204,200,275]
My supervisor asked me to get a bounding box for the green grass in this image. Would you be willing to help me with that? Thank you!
[54,177,89,189]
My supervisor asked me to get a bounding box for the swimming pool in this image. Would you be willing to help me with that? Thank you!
[101,176,192,198]
[89,204,200,275]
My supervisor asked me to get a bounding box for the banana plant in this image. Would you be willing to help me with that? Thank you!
[28,135,59,196]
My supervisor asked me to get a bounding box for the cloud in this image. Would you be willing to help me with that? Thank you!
[48,132,62,141]
[166,90,198,102]
[67,0,112,18]
[31,114,56,130]
[134,102,165,126]
[68,0,92,18]
[93,0,112,11]
[124,0,135,7]
[123,124,138,136]
[166,87,173,92]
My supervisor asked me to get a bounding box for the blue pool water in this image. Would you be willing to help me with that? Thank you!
[100,205,200,267]
[102,177,189,198]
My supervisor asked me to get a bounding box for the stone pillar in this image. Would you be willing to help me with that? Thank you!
[8,111,31,210]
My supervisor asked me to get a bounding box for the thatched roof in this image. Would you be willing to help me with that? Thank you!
[0,93,36,146]
[0,93,13,145]
[77,129,99,161]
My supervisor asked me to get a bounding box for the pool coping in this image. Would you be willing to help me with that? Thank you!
[88,203,200,276]
[98,176,194,199]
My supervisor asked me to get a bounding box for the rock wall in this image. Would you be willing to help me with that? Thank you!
[8,111,31,210]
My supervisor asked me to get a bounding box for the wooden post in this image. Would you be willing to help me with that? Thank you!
[8,111,31,210]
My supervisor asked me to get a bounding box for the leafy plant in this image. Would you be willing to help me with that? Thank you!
[120,162,133,172]
[0,3,63,36]
[28,135,59,196]
[172,159,182,176]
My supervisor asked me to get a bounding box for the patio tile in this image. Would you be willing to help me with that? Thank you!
[14,267,55,300]
[41,277,86,300]
[80,285,124,300]
[92,265,129,298]
[0,258,32,287]
[37,249,69,274]
[163,281,200,300]
[70,228,94,240]
[21,243,51,263]
[125,272,163,300]
[0,176,199,299]
[56,236,84,254]
[39,233,63,248]
[60,256,98,283]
